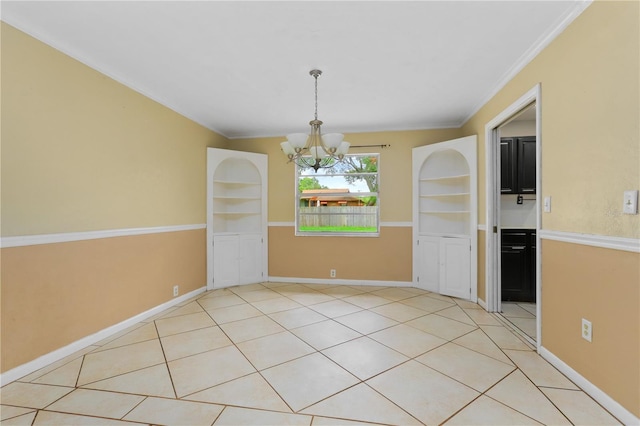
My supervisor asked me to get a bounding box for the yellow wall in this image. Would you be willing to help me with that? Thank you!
[1,23,228,237]
[462,1,639,239]
[461,1,639,417]
[1,23,228,372]
[230,129,462,282]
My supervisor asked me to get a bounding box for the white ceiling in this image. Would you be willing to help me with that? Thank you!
[1,1,589,139]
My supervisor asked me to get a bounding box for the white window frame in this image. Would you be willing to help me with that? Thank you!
[295,153,380,237]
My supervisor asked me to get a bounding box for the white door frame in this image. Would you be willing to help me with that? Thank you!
[484,83,541,350]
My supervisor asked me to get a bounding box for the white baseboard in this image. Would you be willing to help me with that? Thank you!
[540,346,639,425]
[477,298,487,310]
[0,287,207,386]
[268,276,413,288]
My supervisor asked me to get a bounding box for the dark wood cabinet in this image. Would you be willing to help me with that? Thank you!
[501,136,536,194]
[501,229,536,302]
[517,137,536,193]
[500,138,517,193]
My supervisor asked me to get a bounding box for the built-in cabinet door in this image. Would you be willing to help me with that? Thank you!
[238,234,263,285]
[213,235,240,288]
[213,233,263,287]
[440,237,471,299]
[417,235,471,299]
[417,236,440,292]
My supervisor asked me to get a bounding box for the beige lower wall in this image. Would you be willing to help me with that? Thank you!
[0,229,206,373]
[541,239,640,417]
[269,226,412,282]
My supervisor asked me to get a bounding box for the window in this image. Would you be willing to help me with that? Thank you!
[296,154,379,236]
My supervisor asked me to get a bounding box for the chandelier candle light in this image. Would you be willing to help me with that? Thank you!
[280,69,350,172]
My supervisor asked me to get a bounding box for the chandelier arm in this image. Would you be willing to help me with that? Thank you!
[295,156,314,170]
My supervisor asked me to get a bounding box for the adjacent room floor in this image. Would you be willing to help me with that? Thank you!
[1,283,620,425]
[500,301,537,342]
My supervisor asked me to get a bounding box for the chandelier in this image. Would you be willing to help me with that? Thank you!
[280,69,350,172]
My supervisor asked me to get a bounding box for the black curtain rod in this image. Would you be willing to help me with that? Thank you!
[350,144,391,149]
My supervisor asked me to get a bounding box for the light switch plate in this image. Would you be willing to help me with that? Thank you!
[623,190,638,214]
[582,318,592,342]
[543,196,551,213]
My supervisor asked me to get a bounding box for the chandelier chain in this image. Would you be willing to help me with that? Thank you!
[314,72,319,121]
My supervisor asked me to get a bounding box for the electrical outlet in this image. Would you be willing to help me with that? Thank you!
[330,269,336,278]
[173,285,179,297]
[582,318,592,342]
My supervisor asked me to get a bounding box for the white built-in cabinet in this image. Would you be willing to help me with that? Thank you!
[412,136,477,300]
[207,148,267,289]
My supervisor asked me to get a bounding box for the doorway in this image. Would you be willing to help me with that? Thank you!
[484,84,541,350]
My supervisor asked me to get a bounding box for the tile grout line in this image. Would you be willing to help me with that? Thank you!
[152,317,179,401]
[195,294,299,415]
[211,285,434,422]
[481,369,573,425]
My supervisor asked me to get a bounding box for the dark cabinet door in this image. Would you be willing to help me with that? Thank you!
[501,229,535,302]
[517,137,536,193]
[500,136,536,194]
[500,138,516,193]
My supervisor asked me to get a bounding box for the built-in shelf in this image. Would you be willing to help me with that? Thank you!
[213,231,262,236]
[412,136,477,299]
[213,196,261,200]
[207,148,268,289]
[421,211,471,214]
[420,174,470,182]
[416,147,472,238]
[213,211,261,215]
[213,180,261,185]
[419,231,470,239]
[211,159,262,234]
[420,192,470,198]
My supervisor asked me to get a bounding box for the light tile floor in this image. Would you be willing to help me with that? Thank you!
[1,283,621,425]
[501,302,537,341]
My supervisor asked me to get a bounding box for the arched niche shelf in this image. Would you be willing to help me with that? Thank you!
[207,148,268,289]
[412,136,477,301]
[417,149,471,237]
